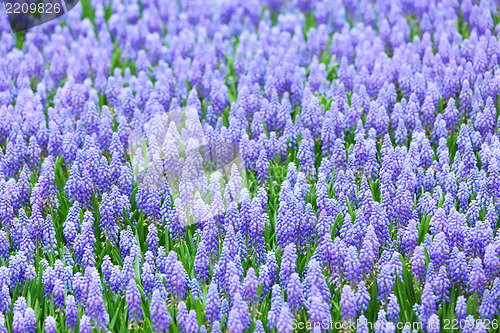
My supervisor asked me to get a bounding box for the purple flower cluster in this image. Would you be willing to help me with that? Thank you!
[0,0,499,331]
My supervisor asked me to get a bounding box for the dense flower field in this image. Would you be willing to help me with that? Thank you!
[1,0,500,332]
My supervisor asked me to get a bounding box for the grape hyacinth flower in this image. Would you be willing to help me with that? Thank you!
[86,270,110,329]
[340,285,356,321]
[43,316,57,333]
[150,290,170,332]
[66,295,78,331]
[276,302,293,333]
[126,278,143,324]
[80,315,92,333]
[206,282,220,323]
